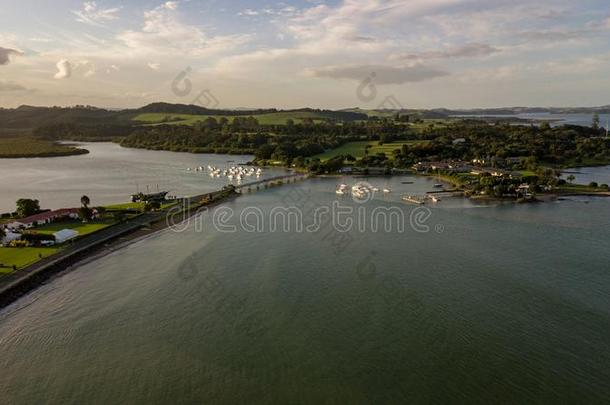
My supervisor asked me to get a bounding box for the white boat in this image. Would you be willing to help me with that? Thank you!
[383,188,391,193]
[431,196,440,202]
[402,195,424,205]
[186,167,192,171]
[336,189,346,195]
[372,187,379,192]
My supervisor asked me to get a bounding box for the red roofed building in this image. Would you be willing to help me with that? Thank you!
[6,208,79,230]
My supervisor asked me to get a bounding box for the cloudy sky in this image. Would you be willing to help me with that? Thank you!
[1,0,609,109]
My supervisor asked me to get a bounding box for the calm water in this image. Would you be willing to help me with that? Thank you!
[453,112,610,128]
[1,172,610,403]
[0,142,288,213]
[562,165,610,186]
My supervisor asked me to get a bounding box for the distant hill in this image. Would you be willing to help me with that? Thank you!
[0,105,132,130]
[1,103,608,136]
[135,103,367,122]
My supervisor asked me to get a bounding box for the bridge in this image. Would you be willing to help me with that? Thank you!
[183,172,308,205]
[236,172,308,192]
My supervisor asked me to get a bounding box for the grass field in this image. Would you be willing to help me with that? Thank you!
[104,201,177,211]
[0,247,61,273]
[32,221,111,236]
[0,137,89,158]
[133,112,330,126]
[105,202,145,211]
[314,140,431,161]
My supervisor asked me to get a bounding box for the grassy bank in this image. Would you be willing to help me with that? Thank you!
[0,247,61,274]
[0,137,89,158]
[314,140,430,161]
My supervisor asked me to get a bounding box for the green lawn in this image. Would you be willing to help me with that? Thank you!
[105,202,145,211]
[105,201,177,211]
[518,170,537,177]
[32,221,111,236]
[314,140,430,161]
[555,183,610,193]
[133,111,329,126]
[0,247,61,272]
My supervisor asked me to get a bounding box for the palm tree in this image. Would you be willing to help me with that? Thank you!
[80,195,90,208]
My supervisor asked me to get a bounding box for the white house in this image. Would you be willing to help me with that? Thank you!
[1,231,21,246]
[6,208,79,231]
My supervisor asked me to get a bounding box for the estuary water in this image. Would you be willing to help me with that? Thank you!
[1,173,610,403]
[452,112,610,128]
[0,142,287,213]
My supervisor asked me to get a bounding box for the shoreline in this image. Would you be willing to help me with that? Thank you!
[1,170,607,309]
[0,191,237,310]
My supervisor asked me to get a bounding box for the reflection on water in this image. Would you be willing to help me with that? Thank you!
[1,178,610,403]
[561,165,610,186]
[0,142,287,212]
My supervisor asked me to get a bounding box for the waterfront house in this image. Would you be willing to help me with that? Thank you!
[6,208,80,230]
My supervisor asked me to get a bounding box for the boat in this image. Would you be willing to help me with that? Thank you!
[336,189,346,195]
[401,181,414,184]
[383,188,391,193]
[186,167,192,171]
[431,196,440,203]
[402,195,424,205]
[433,184,444,188]
[372,187,379,192]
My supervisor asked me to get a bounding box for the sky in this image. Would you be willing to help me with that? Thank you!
[0,0,609,109]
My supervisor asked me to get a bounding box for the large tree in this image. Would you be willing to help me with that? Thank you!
[592,113,600,131]
[16,198,40,218]
[80,195,91,208]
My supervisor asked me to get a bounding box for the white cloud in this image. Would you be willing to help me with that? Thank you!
[147,62,161,70]
[0,46,23,65]
[238,9,259,16]
[54,59,72,79]
[73,1,121,26]
[117,2,251,57]
[163,1,178,11]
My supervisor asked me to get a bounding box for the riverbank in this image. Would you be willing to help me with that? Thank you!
[0,188,238,309]
[0,173,306,309]
[0,137,89,158]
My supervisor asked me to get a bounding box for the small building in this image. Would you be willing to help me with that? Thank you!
[1,230,21,246]
[53,229,79,244]
[6,208,80,230]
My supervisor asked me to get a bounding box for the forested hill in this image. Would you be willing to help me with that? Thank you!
[0,103,368,135]
[0,105,131,129]
[135,103,368,121]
